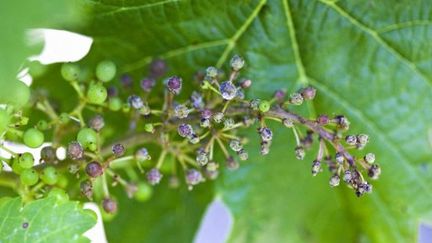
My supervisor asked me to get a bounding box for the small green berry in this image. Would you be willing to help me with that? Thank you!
[259,100,270,112]
[59,113,70,124]
[37,120,49,130]
[144,124,154,133]
[20,169,39,186]
[41,166,58,185]
[96,60,116,82]
[48,188,69,203]
[134,182,153,202]
[61,63,80,81]
[23,128,44,148]
[18,152,34,169]
[77,128,98,151]
[87,82,108,104]
[108,97,122,111]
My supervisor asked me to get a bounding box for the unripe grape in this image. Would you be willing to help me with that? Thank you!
[77,128,98,151]
[18,152,34,169]
[0,81,30,107]
[134,182,153,202]
[23,128,44,148]
[41,166,58,185]
[12,158,24,174]
[59,113,70,124]
[87,82,107,104]
[96,60,116,82]
[61,63,80,81]
[20,169,39,186]
[259,100,270,112]
[36,120,49,130]
[48,188,69,203]
[108,97,122,111]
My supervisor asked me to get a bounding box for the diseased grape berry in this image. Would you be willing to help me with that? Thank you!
[229,139,243,152]
[140,78,156,92]
[41,166,58,185]
[146,168,163,185]
[196,150,209,166]
[18,152,34,169]
[219,81,237,100]
[259,127,273,142]
[364,153,375,164]
[102,198,118,214]
[356,134,369,149]
[343,170,352,183]
[87,82,107,104]
[80,179,93,199]
[226,156,239,170]
[329,175,340,187]
[368,164,381,180]
[295,146,305,160]
[61,63,80,81]
[166,76,182,95]
[96,60,116,82]
[86,161,103,178]
[40,146,56,163]
[213,112,224,123]
[185,169,203,187]
[200,118,210,128]
[77,128,98,151]
[289,93,303,105]
[188,134,200,144]
[335,152,344,164]
[67,141,84,160]
[335,115,350,130]
[20,169,39,186]
[260,141,271,155]
[282,118,294,128]
[224,118,235,129]
[127,95,144,110]
[149,59,167,78]
[134,182,153,202]
[230,55,245,71]
[301,86,316,100]
[89,115,105,132]
[135,148,151,161]
[112,144,125,157]
[237,149,248,161]
[178,124,193,138]
[23,128,44,148]
[250,99,260,110]
[345,135,357,146]
[311,160,321,176]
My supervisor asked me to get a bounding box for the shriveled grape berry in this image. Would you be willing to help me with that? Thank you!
[311,160,321,176]
[230,55,245,71]
[112,144,125,157]
[41,146,56,163]
[86,161,103,178]
[23,128,44,148]
[80,179,93,199]
[329,175,340,187]
[345,135,357,146]
[178,124,193,138]
[146,168,162,185]
[237,149,248,161]
[295,146,305,160]
[67,141,84,160]
[219,81,237,100]
[167,76,182,95]
[185,169,203,187]
[289,93,303,105]
[89,115,105,132]
[368,164,381,180]
[259,127,273,142]
[229,139,243,152]
[102,198,118,214]
[213,112,224,123]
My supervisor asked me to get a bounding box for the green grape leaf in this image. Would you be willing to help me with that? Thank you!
[0,1,79,107]
[32,0,432,242]
[104,182,214,243]
[0,196,96,243]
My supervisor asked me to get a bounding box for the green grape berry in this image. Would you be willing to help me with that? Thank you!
[20,169,39,186]
[96,60,116,82]
[27,60,47,78]
[0,81,30,108]
[37,120,49,130]
[18,152,34,169]
[134,182,153,202]
[23,128,44,148]
[56,174,69,188]
[87,82,108,104]
[61,63,80,81]
[108,97,122,111]
[0,109,10,134]
[48,188,69,203]
[77,128,98,151]
[12,158,23,174]
[144,124,154,133]
[259,100,270,113]
[59,113,70,124]
[41,166,58,185]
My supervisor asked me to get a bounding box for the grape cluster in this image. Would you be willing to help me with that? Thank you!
[0,56,381,215]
